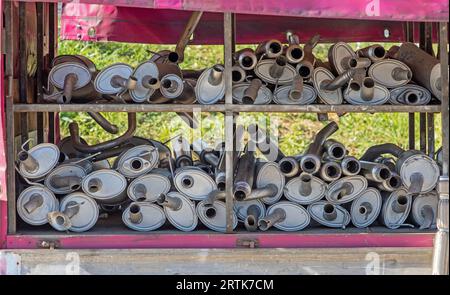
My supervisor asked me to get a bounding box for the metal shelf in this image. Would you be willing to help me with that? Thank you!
[12,103,442,113]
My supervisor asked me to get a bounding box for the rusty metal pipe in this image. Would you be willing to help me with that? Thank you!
[269,56,287,79]
[62,73,78,104]
[204,190,226,207]
[255,40,283,58]
[285,32,304,64]
[233,147,256,201]
[234,48,258,70]
[23,194,44,214]
[70,113,136,153]
[357,44,386,61]
[142,75,160,90]
[245,205,261,232]
[288,75,304,101]
[18,151,39,173]
[129,203,143,224]
[87,112,119,134]
[360,161,392,182]
[295,34,320,79]
[360,143,404,161]
[259,208,286,231]
[348,57,372,69]
[279,157,300,178]
[320,69,355,91]
[231,66,246,83]
[242,79,263,104]
[361,77,375,101]
[111,75,137,90]
[298,173,313,196]
[157,193,182,211]
[169,11,203,64]
[248,124,285,162]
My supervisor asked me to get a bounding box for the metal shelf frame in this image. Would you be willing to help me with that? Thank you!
[1,2,448,274]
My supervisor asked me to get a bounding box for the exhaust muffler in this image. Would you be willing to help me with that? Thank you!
[157,192,198,232]
[409,191,438,229]
[82,169,128,205]
[174,167,217,201]
[349,188,382,228]
[326,175,368,204]
[284,173,327,205]
[18,143,62,181]
[308,201,351,229]
[94,63,137,98]
[17,186,59,226]
[254,161,285,205]
[113,145,160,178]
[389,84,432,105]
[233,199,266,232]
[122,202,166,231]
[259,201,310,231]
[127,173,171,202]
[379,188,412,229]
[196,200,238,233]
[195,64,225,104]
[368,59,412,88]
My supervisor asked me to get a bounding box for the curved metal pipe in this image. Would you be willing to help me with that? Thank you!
[111,75,137,90]
[360,143,405,162]
[246,184,278,201]
[248,124,285,162]
[258,208,286,231]
[142,75,160,90]
[269,56,287,79]
[306,121,339,156]
[87,112,119,134]
[348,57,372,69]
[245,205,261,232]
[70,113,137,153]
[208,65,224,86]
[242,79,263,104]
[169,11,203,63]
[62,73,78,104]
[204,190,226,207]
[320,69,355,91]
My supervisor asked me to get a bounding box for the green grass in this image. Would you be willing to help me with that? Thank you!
[58,41,442,157]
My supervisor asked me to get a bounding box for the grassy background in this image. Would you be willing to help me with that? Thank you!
[58,41,442,157]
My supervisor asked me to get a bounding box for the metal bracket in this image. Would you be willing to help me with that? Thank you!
[236,238,259,248]
[38,240,60,249]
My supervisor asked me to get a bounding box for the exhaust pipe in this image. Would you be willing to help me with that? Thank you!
[192,139,220,167]
[172,136,193,168]
[50,175,82,191]
[128,203,144,224]
[234,48,258,70]
[298,173,313,196]
[23,194,44,214]
[168,11,203,64]
[156,193,182,211]
[70,113,136,153]
[246,184,278,201]
[242,79,263,104]
[285,32,304,64]
[18,150,39,173]
[278,157,300,178]
[62,73,78,103]
[141,75,161,90]
[296,34,320,79]
[348,57,372,69]
[258,208,286,231]
[359,161,392,182]
[248,124,285,162]
[320,68,355,91]
[374,172,402,192]
[133,183,148,201]
[323,203,338,221]
[269,56,287,79]
[360,77,375,101]
[319,161,342,182]
[356,44,386,61]
[245,205,261,232]
[255,40,283,58]
[288,75,304,101]
[300,121,339,174]
[87,112,119,134]
[204,190,226,207]
[323,139,346,161]
[233,146,256,201]
[231,66,246,83]
[341,156,361,176]
[110,75,137,90]
[392,42,442,99]
[392,195,409,213]
[48,201,81,231]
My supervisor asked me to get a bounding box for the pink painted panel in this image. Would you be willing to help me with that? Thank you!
[60,4,441,44]
[6,233,434,249]
[17,0,450,21]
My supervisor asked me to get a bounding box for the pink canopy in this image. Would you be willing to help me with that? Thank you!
[60,2,447,44]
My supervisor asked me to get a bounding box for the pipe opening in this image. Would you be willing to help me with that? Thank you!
[331,146,345,159]
[205,207,216,218]
[217,182,226,191]
[242,56,254,68]
[397,195,408,206]
[131,159,143,170]
[275,56,287,67]
[88,178,102,193]
[70,184,81,191]
[303,160,316,171]
[55,215,66,226]
[258,219,269,231]
[168,52,179,63]
[269,42,282,54]
[290,48,303,60]
[181,176,194,188]
[363,78,375,88]
[289,90,302,100]
[326,165,339,177]
[406,93,419,104]
[246,216,256,226]
[389,176,401,188]
[18,151,30,162]
[280,161,294,174]
[234,190,246,201]
[346,160,360,174]
[379,168,391,180]
[373,46,386,58]
[149,78,158,85]
[297,65,311,78]
[162,79,174,89]
[349,58,358,68]
[232,70,242,82]
[130,204,141,214]
[301,174,312,183]
[359,206,367,215]
[242,95,255,105]
[350,81,361,91]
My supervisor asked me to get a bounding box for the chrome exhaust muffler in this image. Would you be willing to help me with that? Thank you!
[122,202,166,231]
[17,186,59,226]
[308,201,351,229]
[259,201,310,231]
[18,142,62,181]
[284,173,327,205]
[157,192,198,232]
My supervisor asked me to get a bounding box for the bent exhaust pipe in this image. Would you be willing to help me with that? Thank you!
[62,73,78,103]
[204,190,225,207]
[323,139,346,161]
[70,113,136,153]
[320,68,355,91]
[255,40,283,59]
[246,184,278,201]
[300,121,339,174]
[233,146,256,201]
[288,75,304,101]
[356,44,386,61]
[168,11,203,64]
[258,208,286,231]
[156,193,182,211]
[245,205,261,232]
[87,112,119,134]
[234,48,258,70]
[296,34,320,79]
[110,74,137,90]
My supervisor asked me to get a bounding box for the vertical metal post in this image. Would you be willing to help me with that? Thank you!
[18,2,28,145]
[224,13,234,233]
[36,3,44,143]
[48,3,56,143]
[405,22,416,150]
[432,22,449,275]
[418,23,427,153]
[427,113,435,158]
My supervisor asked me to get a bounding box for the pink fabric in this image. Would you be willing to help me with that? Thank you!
[61,4,441,44]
